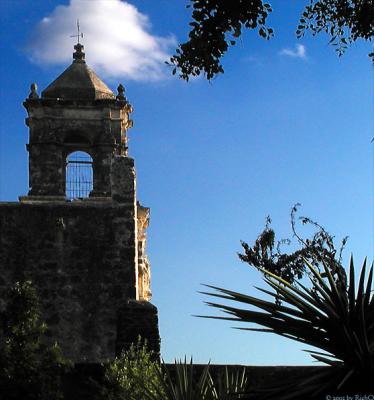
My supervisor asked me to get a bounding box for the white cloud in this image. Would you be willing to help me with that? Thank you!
[279,44,307,59]
[26,0,176,81]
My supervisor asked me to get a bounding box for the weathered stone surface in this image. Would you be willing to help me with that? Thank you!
[137,204,152,301]
[42,45,115,100]
[111,156,136,204]
[24,99,132,197]
[116,299,160,358]
[0,201,140,362]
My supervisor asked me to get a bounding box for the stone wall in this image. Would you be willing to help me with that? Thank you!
[60,364,327,400]
[116,300,160,357]
[0,200,138,362]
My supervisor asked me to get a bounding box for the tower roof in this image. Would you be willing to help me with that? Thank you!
[41,44,115,100]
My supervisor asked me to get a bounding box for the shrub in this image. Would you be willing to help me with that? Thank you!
[104,343,250,400]
[102,337,162,400]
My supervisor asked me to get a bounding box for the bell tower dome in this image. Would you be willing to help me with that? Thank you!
[23,43,132,199]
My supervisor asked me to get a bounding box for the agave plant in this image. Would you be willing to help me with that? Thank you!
[201,258,374,399]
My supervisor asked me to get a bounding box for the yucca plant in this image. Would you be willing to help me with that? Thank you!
[142,359,250,400]
[142,358,212,400]
[201,258,374,399]
[211,366,248,399]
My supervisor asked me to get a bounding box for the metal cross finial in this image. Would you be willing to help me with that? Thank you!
[70,19,83,44]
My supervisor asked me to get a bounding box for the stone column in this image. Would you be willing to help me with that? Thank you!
[111,155,138,299]
[110,155,136,204]
[111,155,161,358]
[91,148,113,197]
[28,143,64,196]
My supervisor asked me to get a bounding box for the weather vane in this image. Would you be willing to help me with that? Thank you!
[70,19,83,44]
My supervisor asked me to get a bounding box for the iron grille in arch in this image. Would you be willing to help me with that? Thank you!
[66,151,93,199]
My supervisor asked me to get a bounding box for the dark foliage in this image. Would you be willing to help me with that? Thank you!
[238,204,348,287]
[171,0,373,80]
[141,358,249,400]
[168,0,273,80]
[297,0,374,56]
[0,281,70,400]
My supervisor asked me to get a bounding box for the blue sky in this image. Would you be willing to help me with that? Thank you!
[0,0,373,365]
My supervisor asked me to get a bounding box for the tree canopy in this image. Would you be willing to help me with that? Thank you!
[169,0,374,80]
[238,204,348,291]
[0,281,69,400]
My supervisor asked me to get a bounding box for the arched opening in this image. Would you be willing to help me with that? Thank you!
[66,151,93,199]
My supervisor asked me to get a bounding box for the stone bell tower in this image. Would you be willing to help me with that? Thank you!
[24,43,131,199]
[0,43,160,362]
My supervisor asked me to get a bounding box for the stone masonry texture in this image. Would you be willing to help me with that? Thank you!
[0,201,138,362]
